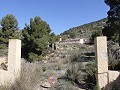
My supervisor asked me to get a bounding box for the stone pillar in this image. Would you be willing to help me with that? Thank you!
[52,43,54,50]
[55,43,58,50]
[0,39,21,86]
[8,39,21,83]
[59,37,62,41]
[94,36,108,89]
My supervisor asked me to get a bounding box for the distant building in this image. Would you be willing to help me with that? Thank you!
[54,38,90,50]
[58,38,88,44]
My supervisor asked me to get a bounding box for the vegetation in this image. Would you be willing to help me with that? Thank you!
[22,16,58,62]
[90,29,103,43]
[103,0,120,43]
[0,59,50,90]
[107,41,120,70]
[22,16,51,61]
[60,18,106,40]
[102,0,120,71]
[49,49,97,90]
[0,14,58,61]
[0,14,21,49]
[84,62,96,89]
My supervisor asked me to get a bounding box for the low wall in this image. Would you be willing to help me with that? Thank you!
[108,71,120,89]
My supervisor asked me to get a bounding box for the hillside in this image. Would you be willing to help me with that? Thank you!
[60,18,107,40]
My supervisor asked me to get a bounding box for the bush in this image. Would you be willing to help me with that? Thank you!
[90,29,103,43]
[65,62,83,85]
[107,41,120,70]
[0,49,8,57]
[28,52,43,62]
[18,60,49,90]
[84,62,97,89]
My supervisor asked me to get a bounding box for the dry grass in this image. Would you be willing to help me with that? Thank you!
[0,59,50,90]
[19,59,51,90]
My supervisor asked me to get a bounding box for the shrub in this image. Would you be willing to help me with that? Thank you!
[83,62,97,89]
[52,51,85,90]
[18,60,49,90]
[107,41,120,70]
[28,52,43,62]
[65,62,83,85]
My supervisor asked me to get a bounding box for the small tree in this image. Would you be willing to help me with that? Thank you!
[22,16,53,62]
[49,32,59,44]
[0,14,20,48]
[90,29,103,43]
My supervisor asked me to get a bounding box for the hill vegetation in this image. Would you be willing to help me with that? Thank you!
[60,18,107,40]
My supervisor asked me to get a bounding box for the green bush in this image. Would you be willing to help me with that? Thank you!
[84,62,97,89]
[107,41,120,70]
[28,52,43,62]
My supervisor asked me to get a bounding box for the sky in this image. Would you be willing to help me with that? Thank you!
[0,0,109,35]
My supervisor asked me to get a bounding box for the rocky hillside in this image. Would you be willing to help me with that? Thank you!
[60,18,107,40]
[43,43,95,75]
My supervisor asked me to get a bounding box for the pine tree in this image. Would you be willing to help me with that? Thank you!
[22,16,53,62]
[103,0,120,44]
[49,32,59,44]
[0,14,20,48]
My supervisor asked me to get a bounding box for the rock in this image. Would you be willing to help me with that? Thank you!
[40,82,51,88]
[44,60,47,64]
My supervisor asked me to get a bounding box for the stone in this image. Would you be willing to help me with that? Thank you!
[40,82,51,88]
[0,39,21,86]
[95,36,120,89]
[94,36,108,89]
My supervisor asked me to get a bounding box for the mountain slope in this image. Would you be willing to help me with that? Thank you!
[60,18,107,40]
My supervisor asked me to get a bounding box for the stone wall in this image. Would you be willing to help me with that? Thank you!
[0,39,21,86]
[95,36,120,89]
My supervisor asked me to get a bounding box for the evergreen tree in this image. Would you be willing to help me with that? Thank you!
[49,32,59,44]
[22,16,53,62]
[105,0,120,6]
[103,0,120,44]
[0,14,20,48]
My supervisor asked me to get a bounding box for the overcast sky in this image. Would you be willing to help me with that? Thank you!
[0,0,109,35]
